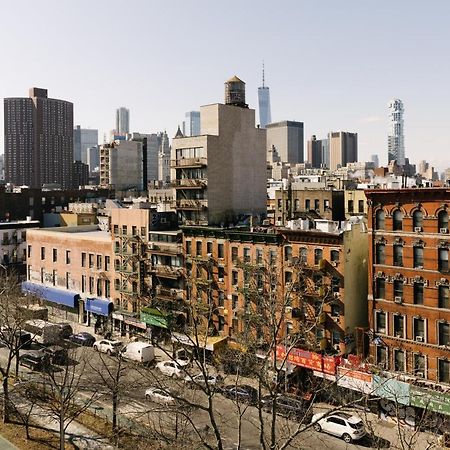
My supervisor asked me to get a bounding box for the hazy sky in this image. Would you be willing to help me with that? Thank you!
[2,0,450,170]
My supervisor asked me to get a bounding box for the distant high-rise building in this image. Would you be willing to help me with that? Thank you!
[371,154,379,168]
[388,99,405,166]
[307,135,330,168]
[183,111,201,136]
[128,132,159,183]
[266,121,304,164]
[87,146,100,172]
[258,63,272,128]
[115,107,130,134]
[73,126,98,166]
[158,131,171,184]
[4,87,73,188]
[329,131,358,171]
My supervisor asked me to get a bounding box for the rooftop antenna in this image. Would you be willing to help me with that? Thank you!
[262,60,265,88]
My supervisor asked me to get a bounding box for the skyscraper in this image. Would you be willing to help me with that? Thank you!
[115,107,130,134]
[258,63,272,128]
[73,126,98,166]
[4,88,73,188]
[183,111,200,136]
[328,131,358,171]
[266,121,304,164]
[388,99,405,166]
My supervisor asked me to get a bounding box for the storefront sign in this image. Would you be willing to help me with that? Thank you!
[373,375,410,405]
[410,385,450,416]
[323,356,339,375]
[276,345,323,371]
[337,367,373,393]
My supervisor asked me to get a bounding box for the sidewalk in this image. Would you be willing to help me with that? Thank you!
[0,435,19,450]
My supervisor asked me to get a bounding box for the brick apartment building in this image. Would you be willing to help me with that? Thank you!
[366,188,450,384]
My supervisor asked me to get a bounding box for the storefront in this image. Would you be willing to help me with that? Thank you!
[171,332,228,361]
[140,307,169,343]
[83,297,114,333]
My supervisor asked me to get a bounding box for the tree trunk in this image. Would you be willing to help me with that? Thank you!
[112,391,118,433]
[3,377,9,423]
[60,409,65,450]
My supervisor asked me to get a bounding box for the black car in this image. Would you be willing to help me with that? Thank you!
[69,332,95,346]
[57,323,73,339]
[222,384,258,404]
[0,328,32,349]
[19,350,50,371]
[261,394,312,420]
[42,345,68,365]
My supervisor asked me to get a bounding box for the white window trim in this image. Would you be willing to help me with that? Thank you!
[375,310,388,335]
[392,313,405,339]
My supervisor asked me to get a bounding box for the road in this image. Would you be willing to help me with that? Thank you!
[0,342,441,450]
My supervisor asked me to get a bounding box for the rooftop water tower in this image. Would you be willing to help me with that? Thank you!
[224,75,248,108]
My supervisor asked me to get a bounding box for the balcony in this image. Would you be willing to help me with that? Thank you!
[175,199,208,210]
[148,242,183,255]
[171,157,207,168]
[173,179,207,189]
[155,285,184,300]
[152,264,183,278]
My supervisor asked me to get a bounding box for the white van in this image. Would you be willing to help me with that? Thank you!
[121,342,155,364]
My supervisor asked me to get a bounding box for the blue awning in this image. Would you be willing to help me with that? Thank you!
[22,282,79,308]
[85,298,113,316]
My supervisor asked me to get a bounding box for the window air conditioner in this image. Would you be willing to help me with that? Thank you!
[416,335,424,342]
[416,371,424,378]
[394,296,403,304]
[441,228,448,234]
[415,227,422,232]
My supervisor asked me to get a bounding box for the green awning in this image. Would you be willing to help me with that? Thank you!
[140,307,168,329]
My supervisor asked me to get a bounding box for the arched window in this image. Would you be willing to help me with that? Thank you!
[393,209,403,231]
[413,210,424,231]
[438,210,449,232]
[375,210,385,230]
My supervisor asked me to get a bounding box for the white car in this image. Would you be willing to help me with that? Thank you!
[145,387,174,404]
[184,373,223,387]
[311,412,366,443]
[156,360,184,378]
[93,339,123,355]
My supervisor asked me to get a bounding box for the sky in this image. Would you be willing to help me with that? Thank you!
[1,0,450,171]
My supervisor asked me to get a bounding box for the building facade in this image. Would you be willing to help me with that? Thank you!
[183,111,201,137]
[329,131,358,171]
[115,107,130,134]
[73,126,98,167]
[388,99,405,166]
[4,88,73,189]
[266,121,304,164]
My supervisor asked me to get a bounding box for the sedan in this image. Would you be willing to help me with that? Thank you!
[69,332,95,347]
[185,373,223,388]
[145,387,175,404]
[261,394,311,420]
[221,384,258,404]
[156,360,184,378]
[311,412,366,444]
[93,339,123,355]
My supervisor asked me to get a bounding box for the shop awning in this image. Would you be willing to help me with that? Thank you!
[140,307,168,329]
[85,298,113,317]
[171,332,228,352]
[22,282,79,308]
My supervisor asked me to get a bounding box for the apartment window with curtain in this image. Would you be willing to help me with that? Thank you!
[393,279,403,300]
[439,285,450,309]
[393,244,403,266]
[393,314,405,338]
[413,246,424,268]
[256,248,263,264]
[243,247,251,263]
[375,278,385,299]
[299,247,307,263]
[375,244,385,264]
[284,246,292,262]
[393,209,403,231]
[413,282,424,305]
[413,210,424,231]
[439,248,449,272]
[413,318,425,342]
[375,210,385,230]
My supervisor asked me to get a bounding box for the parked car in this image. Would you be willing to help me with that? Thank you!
[145,387,175,404]
[19,350,50,371]
[121,342,155,364]
[0,328,32,349]
[185,373,223,388]
[261,394,311,420]
[311,412,366,443]
[56,323,73,339]
[174,349,191,367]
[69,332,95,347]
[42,345,68,365]
[93,339,123,355]
[221,384,258,404]
[156,360,185,378]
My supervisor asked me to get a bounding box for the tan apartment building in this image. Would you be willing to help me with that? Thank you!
[171,76,267,226]
[329,131,358,171]
[344,189,368,218]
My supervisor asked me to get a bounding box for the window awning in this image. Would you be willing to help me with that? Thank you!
[22,282,79,308]
[85,298,113,317]
[171,332,228,352]
[140,307,168,329]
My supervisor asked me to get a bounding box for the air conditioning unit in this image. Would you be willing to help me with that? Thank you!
[207,253,212,258]
[218,277,224,282]
[395,333,403,338]
[333,292,340,298]
[415,227,422,232]
[332,316,340,323]
[416,335,424,342]
[285,306,293,315]
[423,280,429,287]
[394,296,403,304]
[331,261,338,267]
[416,371,424,378]
[170,288,178,296]
[333,344,340,351]
[243,283,250,288]
[441,228,448,234]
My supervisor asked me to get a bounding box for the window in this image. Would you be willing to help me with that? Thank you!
[186,241,191,255]
[375,210,385,230]
[232,295,238,309]
[294,199,300,211]
[89,277,94,294]
[413,246,424,268]
[375,244,385,264]
[218,266,225,280]
[269,250,277,265]
[97,279,102,296]
[331,277,340,293]
[376,346,388,369]
[394,349,405,372]
[285,271,293,284]
[105,256,110,271]
[65,250,70,264]
[438,210,449,232]
[114,278,120,290]
[375,311,387,334]
[314,199,320,210]
[438,359,450,383]
[41,247,45,260]
[394,279,403,300]
[348,200,354,213]
[113,225,118,234]
[413,210,423,230]
[375,278,386,298]
[314,248,323,265]
[393,315,405,338]
[115,259,120,270]
[52,270,57,286]
[105,279,110,297]
[438,322,450,346]
[81,275,86,293]
[141,227,146,237]
[299,248,307,263]
[439,248,449,272]
[256,248,263,264]
[122,225,127,235]
[305,199,310,210]
[324,199,330,209]
[196,241,202,256]
[243,247,251,263]
[331,250,339,263]
[27,245,32,258]
[89,254,94,268]
[284,246,292,262]
[218,291,225,307]
[393,245,403,266]
[439,285,450,309]
[218,243,224,259]
[231,247,238,263]
[97,255,102,270]
[232,270,238,285]
[206,242,213,255]
[218,316,225,331]
[358,199,364,213]
[413,354,426,378]
[413,318,425,342]
[414,282,424,305]
[331,303,340,317]
[393,209,403,231]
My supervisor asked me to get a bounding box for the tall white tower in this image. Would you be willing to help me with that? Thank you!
[115,107,130,134]
[388,99,405,166]
[258,63,272,128]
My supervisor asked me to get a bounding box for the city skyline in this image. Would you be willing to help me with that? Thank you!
[2,1,450,170]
